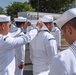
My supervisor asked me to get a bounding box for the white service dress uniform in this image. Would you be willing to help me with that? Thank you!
[9,24,25,75]
[4,24,22,75]
[0,28,38,75]
[50,26,61,52]
[15,29,25,75]
[49,41,76,75]
[30,25,57,75]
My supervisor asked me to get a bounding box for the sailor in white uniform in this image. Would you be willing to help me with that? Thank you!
[30,15,57,75]
[0,14,44,75]
[7,24,22,75]
[49,8,76,75]
[9,17,28,75]
[51,23,61,52]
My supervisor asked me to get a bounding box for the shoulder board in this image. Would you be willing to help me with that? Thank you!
[38,30,50,33]
[48,38,55,40]
[4,36,8,41]
[19,34,24,36]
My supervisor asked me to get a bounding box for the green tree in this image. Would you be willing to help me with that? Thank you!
[0,6,5,14]
[29,0,75,13]
[6,2,35,20]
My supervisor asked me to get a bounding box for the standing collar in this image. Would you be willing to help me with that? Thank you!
[69,41,76,57]
[73,41,76,46]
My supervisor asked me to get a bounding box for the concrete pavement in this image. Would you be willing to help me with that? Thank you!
[23,43,33,75]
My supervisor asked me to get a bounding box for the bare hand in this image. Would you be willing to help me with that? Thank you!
[27,22,31,26]
[18,63,24,69]
[23,22,31,29]
[36,21,44,29]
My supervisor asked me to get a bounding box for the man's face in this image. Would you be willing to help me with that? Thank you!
[44,22,53,31]
[61,24,72,44]
[4,22,11,35]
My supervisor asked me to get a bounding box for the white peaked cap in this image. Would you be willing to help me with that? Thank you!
[0,15,10,22]
[55,8,76,29]
[14,17,27,22]
[39,15,53,22]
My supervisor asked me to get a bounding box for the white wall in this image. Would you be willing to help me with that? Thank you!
[18,12,61,20]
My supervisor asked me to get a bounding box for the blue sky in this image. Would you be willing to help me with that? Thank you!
[0,0,28,10]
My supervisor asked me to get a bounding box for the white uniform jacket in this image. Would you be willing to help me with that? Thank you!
[30,25,57,75]
[15,29,25,75]
[0,28,38,75]
[49,41,76,75]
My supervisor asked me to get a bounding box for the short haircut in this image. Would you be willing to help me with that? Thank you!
[0,22,9,25]
[15,22,25,28]
[62,17,76,30]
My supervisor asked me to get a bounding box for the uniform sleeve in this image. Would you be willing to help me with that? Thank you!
[15,45,25,63]
[44,35,57,64]
[3,29,38,50]
[8,28,21,37]
[49,57,67,75]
